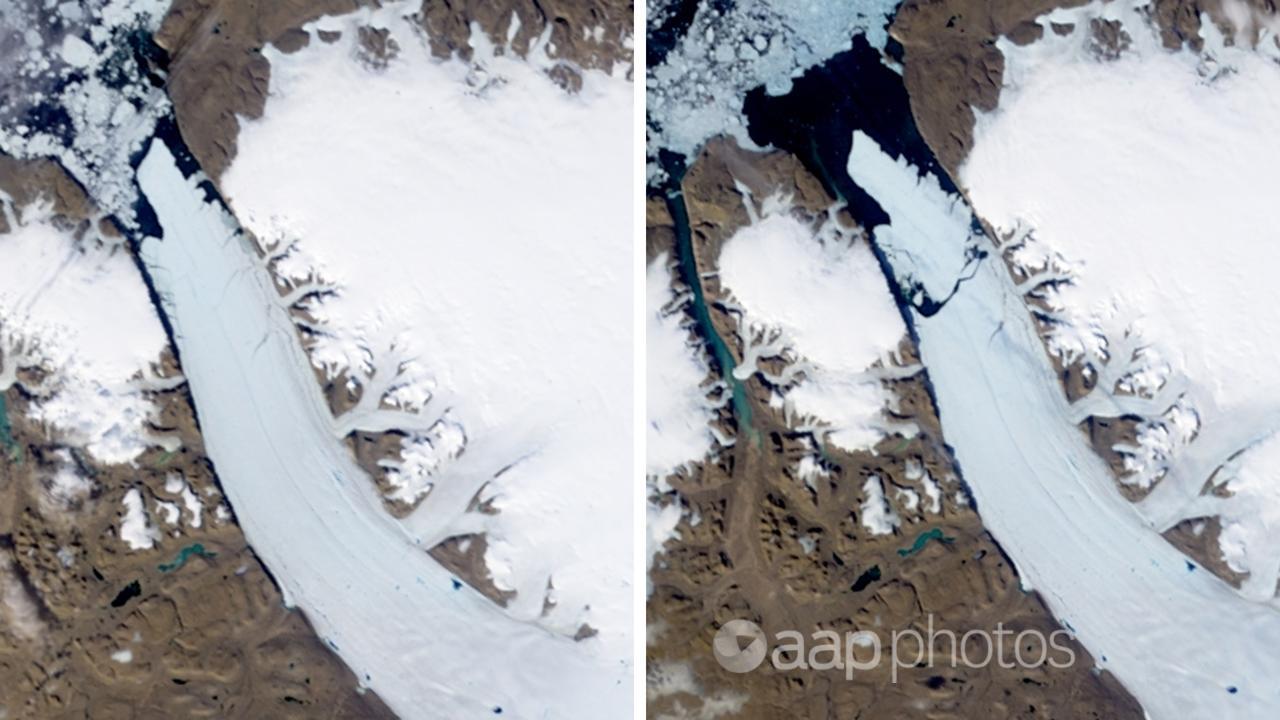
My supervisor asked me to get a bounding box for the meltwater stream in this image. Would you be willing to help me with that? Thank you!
[656,154,755,434]
[134,139,627,720]
[740,37,1280,719]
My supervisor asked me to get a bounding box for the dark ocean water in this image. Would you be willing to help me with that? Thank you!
[744,33,983,320]
[743,34,955,228]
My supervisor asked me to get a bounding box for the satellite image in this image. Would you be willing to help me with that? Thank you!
[4,0,1280,718]
[647,0,1280,718]
[0,0,632,717]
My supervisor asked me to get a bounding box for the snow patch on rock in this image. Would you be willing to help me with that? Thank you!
[860,475,900,536]
[120,487,158,550]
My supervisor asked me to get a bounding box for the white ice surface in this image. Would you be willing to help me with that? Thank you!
[716,195,908,452]
[859,476,899,535]
[904,458,942,515]
[1216,433,1280,577]
[848,122,1280,718]
[220,6,632,653]
[178,481,202,529]
[0,201,169,463]
[140,130,627,719]
[119,487,158,550]
[848,131,980,304]
[962,1,1280,597]
[645,252,719,589]
[646,253,718,478]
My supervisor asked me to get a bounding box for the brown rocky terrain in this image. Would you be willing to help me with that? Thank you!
[0,160,393,719]
[154,0,366,184]
[155,0,632,184]
[0,158,97,224]
[418,0,633,73]
[647,139,1143,719]
[889,0,1088,180]
[890,0,1271,180]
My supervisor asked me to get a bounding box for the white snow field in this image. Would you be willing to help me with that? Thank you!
[220,2,633,674]
[138,142,628,719]
[0,198,174,464]
[848,109,1280,720]
[646,253,718,480]
[646,253,719,580]
[962,1,1280,600]
[715,191,917,453]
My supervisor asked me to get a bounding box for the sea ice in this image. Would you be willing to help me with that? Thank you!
[647,0,899,179]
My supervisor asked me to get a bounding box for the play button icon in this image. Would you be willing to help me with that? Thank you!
[713,619,767,673]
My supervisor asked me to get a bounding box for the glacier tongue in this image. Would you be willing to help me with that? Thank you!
[136,139,629,720]
[849,130,1280,719]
